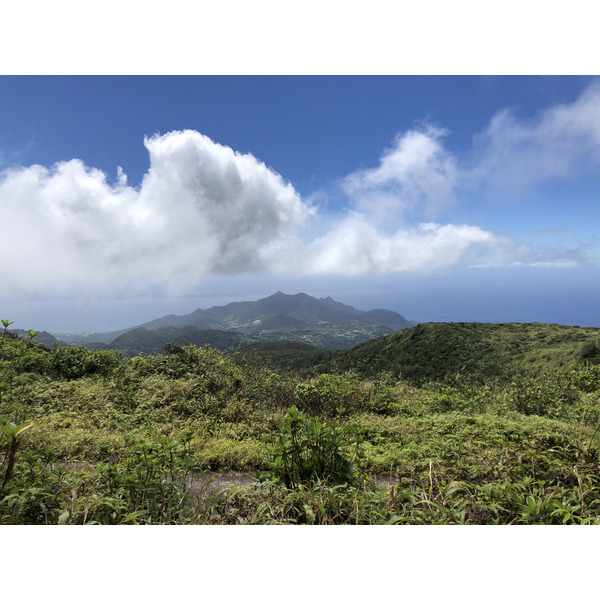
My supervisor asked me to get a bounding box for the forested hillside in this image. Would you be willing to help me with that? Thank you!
[102,326,253,355]
[240,322,600,382]
[2,320,600,525]
[91,322,398,355]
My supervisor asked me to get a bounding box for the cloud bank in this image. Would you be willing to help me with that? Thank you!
[0,129,503,298]
[5,81,600,300]
[262,217,500,275]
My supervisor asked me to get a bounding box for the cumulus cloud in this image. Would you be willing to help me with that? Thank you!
[338,82,600,215]
[342,124,457,220]
[139,131,309,274]
[319,83,600,273]
[0,130,309,296]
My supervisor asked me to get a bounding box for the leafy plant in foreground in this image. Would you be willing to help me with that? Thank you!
[258,405,364,489]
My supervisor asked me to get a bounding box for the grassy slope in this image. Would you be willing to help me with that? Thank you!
[241,322,600,382]
[3,323,600,524]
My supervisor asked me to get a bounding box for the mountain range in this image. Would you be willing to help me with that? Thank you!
[135,291,411,332]
[52,292,415,353]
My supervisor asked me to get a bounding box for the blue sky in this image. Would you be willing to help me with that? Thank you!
[1,75,600,332]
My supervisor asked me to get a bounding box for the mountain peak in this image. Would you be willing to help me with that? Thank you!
[53,291,414,350]
[131,291,411,334]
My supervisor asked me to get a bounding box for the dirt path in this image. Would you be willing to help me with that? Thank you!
[59,463,400,498]
[187,471,401,497]
[188,471,255,497]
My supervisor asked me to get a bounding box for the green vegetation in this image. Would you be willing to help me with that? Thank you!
[104,326,253,355]
[258,405,364,488]
[2,319,600,524]
[84,322,401,355]
[243,321,600,382]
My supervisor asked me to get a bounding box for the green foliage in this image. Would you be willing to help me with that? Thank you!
[46,345,124,379]
[580,340,600,364]
[0,320,36,500]
[85,433,199,524]
[265,322,600,383]
[108,326,253,356]
[1,432,199,524]
[201,479,390,524]
[4,318,600,524]
[259,406,363,488]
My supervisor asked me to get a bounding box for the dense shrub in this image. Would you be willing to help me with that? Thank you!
[259,406,364,488]
[46,345,124,379]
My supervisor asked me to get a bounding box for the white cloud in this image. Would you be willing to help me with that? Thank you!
[262,214,503,275]
[470,81,600,187]
[1,128,505,300]
[342,124,457,220]
[322,83,600,274]
[467,241,590,269]
[338,82,600,213]
[117,166,128,186]
[0,130,310,297]
[469,261,579,269]
[138,131,310,274]
[7,88,598,304]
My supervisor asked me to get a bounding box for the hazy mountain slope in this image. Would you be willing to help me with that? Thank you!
[362,309,413,330]
[52,292,413,351]
[247,322,396,350]
[106,326,253,356]
[135,291,412,332]
[53,330,130,346]
[96,322,400,355]
[11,329,59,349]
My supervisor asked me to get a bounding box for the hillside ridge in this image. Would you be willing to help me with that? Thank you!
[238,321,600,382]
